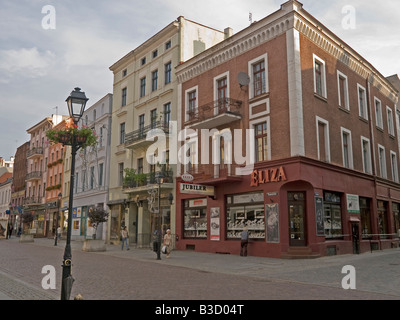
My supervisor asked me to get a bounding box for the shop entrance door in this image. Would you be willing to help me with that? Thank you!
[351,222,360,254]
[288,192,307,246]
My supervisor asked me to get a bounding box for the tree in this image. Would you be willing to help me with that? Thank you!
[87,207,109,239]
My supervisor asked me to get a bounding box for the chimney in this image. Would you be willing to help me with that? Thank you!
[224,27,233,39]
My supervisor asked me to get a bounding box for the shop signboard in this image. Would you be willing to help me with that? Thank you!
[180,183,215,196]
[210,207,220,241]
[315,196,324,236]
[346,194,360,213]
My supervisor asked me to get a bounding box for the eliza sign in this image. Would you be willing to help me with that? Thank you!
[250,166,287,187]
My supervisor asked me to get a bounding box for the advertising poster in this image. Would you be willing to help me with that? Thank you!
[210,207,220,241]
[266,203,279,243]
[0,220,8,239]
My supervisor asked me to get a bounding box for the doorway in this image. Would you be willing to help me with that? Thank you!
[288,192,307,246]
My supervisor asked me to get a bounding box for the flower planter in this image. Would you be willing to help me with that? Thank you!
[82,239,106,252]
[19,234,34,243]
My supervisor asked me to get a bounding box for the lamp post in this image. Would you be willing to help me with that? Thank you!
[54,192,62,246]
[155,171,163,260]
[60,87,88,300]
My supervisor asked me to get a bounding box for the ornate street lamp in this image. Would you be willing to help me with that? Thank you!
[155,171,164,260]
[61,87,88,300]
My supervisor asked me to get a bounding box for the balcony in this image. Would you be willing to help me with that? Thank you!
[125,121,170,150]
[23,197,43,206]
[26,171,42,182]
[185,98,243,129]
[185,163,243,185]
[122,169,174,194]
[27,147,44,159]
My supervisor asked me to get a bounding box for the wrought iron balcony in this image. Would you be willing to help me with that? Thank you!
[27,147,44,159]
[185,98,243,129]
[125,121,170,149]
[26,171,42,181]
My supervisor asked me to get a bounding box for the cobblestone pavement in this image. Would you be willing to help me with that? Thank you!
[0,237,399,301]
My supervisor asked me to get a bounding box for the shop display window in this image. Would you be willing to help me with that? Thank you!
[226,192,265,239]
[377,200,388,239]
[323,191,343,239]
[360,197,372,238]
[183,199,207,238]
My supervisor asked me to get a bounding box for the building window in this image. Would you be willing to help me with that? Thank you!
[122,69,127,77]
[152,49,158,58]
[163,102,171,126]
[391,151,399,183]
[393,203,400,235]
[118,163,124,187]
[226,192,265,240]
[358,84,368,120]
[183,199,207,238]
[121,87,127,107]
[137,158,143,174]
[378,145,387,179]
[139,114,145,139]
[252,61,266,97]
[140,77,146,97]
[341,128,353,169]
[316,117,330,162]
[187,89,197,121]
[323,192,343,239]
[99,163,104,187]
[387,106,395,136]
[82,170,86,192]
[165,40,171,50]
[360,197,371,238]
[217,77,228,101]
[119,122,125,145]
[361,137,372,174]
[313,54,327,98]
[150,109,157,129]
[165,62,171,84]
[141,57,146,66]
[337,71,349,110]
[254,122,268,162]
[90,166,95,189]
[375,97,383,129]
[152,70,158,91]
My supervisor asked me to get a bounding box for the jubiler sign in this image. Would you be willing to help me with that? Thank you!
[180,183,215,196]
[250,166,287,187]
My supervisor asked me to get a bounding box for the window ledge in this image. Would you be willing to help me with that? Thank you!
[249,92,269,104]
[338,106,350,114]
[314,93,327,103]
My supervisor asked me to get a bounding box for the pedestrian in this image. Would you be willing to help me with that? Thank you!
[240,227,249,256]
[7,223,13,239]
[163,229,172,258]
[57,226,62,240]
[121,226,129,250]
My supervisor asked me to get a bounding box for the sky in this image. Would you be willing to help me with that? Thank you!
[0,0,399,159]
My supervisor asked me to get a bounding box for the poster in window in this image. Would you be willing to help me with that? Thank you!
[210,207,220,241]
[315,196,324,236]
[266,203,279,243]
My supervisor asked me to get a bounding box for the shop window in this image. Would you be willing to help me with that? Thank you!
[377,200,388,239]
[360,197,372,238]
[184,199,207,238]
[226,192,265,240]
[323,192,343,239]
[393,203,400,236]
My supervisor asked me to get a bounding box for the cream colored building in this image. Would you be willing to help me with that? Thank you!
[108,16,229,247]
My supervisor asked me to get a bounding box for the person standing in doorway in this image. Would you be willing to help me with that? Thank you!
[121,226,129,250]
[240,227,249,256]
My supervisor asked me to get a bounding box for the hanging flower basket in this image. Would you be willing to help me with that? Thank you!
[46,120,98,149]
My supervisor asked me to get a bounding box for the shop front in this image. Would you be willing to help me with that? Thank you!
[175,157,400,258]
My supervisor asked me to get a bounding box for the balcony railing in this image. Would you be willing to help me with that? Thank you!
[26,171,42,181]
[23,197,43,205]
[185,98,243,128]
[125,121,170,148]
[185,163,243,184]
[122,169,174,191]
[27,147,44,159]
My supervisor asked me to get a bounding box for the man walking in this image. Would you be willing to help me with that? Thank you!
[121,226,129,250]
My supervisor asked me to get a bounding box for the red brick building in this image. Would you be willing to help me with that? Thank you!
[174,0,400,258]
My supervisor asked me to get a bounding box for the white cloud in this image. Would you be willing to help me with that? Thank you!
[0,47,56,79]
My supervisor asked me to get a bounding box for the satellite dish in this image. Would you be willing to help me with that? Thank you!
[237,72,250,87]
